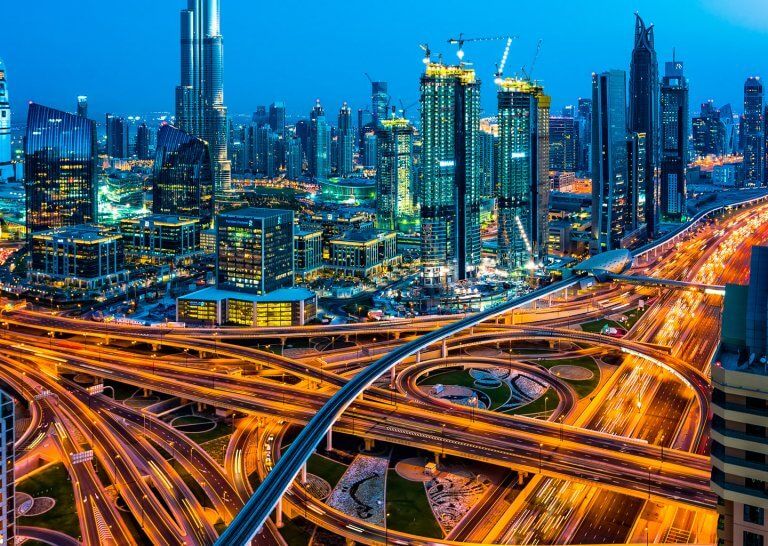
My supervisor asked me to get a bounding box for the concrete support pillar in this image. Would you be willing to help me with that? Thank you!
[326,428,333,451]
[275,497,283,528]
[151,343,160,352]
[198,350,207,358]
[142,388,151,397]
[364,438,375,451]
[434,452,441,465]
[103,336,110,346]
[344,334,350,343]
[416,351,421,363]
[393,331,400,340]
[301,463,307,484]
[390,366,396,385]
[441,339,447,358]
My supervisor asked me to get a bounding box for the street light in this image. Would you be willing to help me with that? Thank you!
[538,442,543,473]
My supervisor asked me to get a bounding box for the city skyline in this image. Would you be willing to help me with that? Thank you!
[3,1,768,121]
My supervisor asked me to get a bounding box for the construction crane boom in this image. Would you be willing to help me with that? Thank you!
[447,34,510,61]
[494,36,517,84]
[521,39,543,81]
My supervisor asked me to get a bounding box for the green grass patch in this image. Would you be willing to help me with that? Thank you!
[306,453,346,488]
[386,470,442,538]
[280,516,313,546]
[17,463,81,541]
[418,369,510,410]
[537,357,601,398]
[508,388,559,416]
[622,307,647,329]
[579,317,623,334]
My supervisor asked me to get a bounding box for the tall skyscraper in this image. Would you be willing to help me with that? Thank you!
[175,0,231,191]
[478,129,496,198]
[576,98,592,173]
[375,117,415,231]
[692,101,727,158]
[497,79,551,274]
[743,77,764,186]
[25,103,98,236]
[77,95,88,118]
[549,116,578,172]
[136,122,151,160]
[420,62,481,288]
[336,102,354,177]
[216,207,294,294]
[660,59,689,219]
[268,102,286,135]
[106,113,129,158]
[592,70,629,252]
[308,100,330,179]
[629,13,659,237]
[371,81,389,126]
[626,131,646,231]
[152,124,214,224]
[254,125,277,178]
[0,389,14,546]
[0,58,12,181]
[286,137,302,180]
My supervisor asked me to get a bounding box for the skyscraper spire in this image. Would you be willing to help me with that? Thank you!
[175,0,231,194]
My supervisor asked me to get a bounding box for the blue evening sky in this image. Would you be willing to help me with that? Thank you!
[2,0,767,122]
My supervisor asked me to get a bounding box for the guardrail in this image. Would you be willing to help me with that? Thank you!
[215,276,582,545]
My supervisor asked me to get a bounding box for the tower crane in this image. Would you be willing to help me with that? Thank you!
[447,34,510,61]
[520,39,543,81]
[419,43,431,64]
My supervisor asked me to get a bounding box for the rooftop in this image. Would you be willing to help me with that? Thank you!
[219,207,293,220]
[33,224,120,244]
[331,229,394,244]
[179,286,316,303]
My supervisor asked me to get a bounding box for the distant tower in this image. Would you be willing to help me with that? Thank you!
[660,58,689,218]
[743,77,764,186]
[0,58,12,181]
[0,389,14,546]
[106,113,129,158]
[25,103,98,236]
[420,61,481,288]
[592,70,629,253]
[175,0,231,191]
[496,79,551,274]
[308,100,330,179]
[576,98,592,173]
[77,95,88,118]
[268,102,286,136]
[135,123,151,160]
[336,102,354,177]
[375,117,415,231]
[629,13,659,238]
[371,81,389,126]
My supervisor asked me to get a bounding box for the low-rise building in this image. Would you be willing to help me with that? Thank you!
[327,230,399,278]
[120,215,201,265]
[29,225,128,291]
[200,228,216,254]
[177,286,317,326]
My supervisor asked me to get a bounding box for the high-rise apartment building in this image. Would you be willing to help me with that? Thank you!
[743,77,764,186]
[216,207,294,294]
[106,113,129,158]
[576,98,592,173]
[478,129,496,198]
[626,131,646,231]
[175,0,231,191]
[371,81,389,126]
[0,58,12,181]
[549,116,578,172]
[268,102,286,135]
[692,101,727,158]
[152,124,214,224]
[712,245,768,546]
[629,13,660,237]
[375,117,415,231]
[336,102,354,177]
[591,70,629,252]
[25,103,98,236]
[286,137,302,180]
[420,62,481,288]
[496,79,551,273]
[660,60,689,218]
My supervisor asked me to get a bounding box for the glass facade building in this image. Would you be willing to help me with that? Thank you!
[216,207,294,294]
[375,117,415,231]
[120,214,201,265]
[660,60,689,218]
[591,70,629,252]
[629,13,660,237]
[549,116,578,173]
[420,63,481,289]
[0,389,13,546]
[743,77,764,186]
[25,103,98,236]
[496,79,551,273]
[152,123,214,224]
[309,100,330,180]
[0,58,12,181]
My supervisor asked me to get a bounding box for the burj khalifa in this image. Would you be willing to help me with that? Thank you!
[175,0,231,192]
